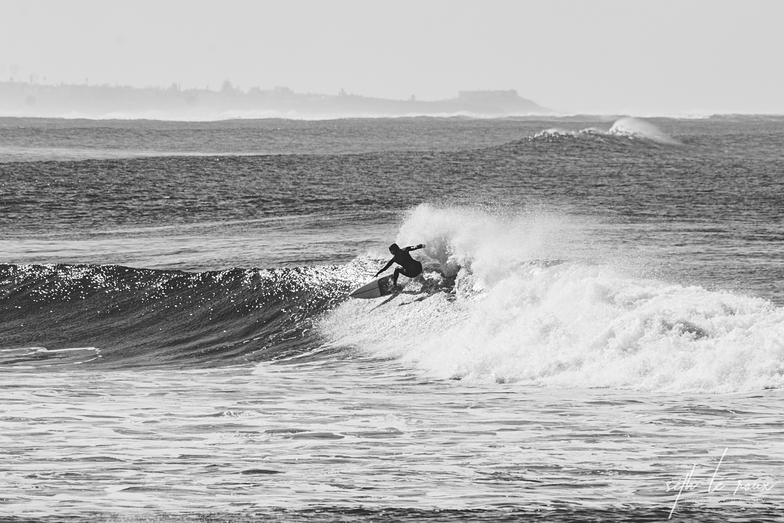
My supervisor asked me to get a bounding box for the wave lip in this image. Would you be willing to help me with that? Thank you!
[608,117,682,145]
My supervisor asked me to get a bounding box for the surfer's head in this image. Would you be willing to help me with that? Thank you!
[389,243,401,254]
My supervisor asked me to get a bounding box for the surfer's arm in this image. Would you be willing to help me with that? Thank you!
[405,244,425,251]
[375,258,394,277]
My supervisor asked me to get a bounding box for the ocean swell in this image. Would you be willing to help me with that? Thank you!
[1,261,369,369]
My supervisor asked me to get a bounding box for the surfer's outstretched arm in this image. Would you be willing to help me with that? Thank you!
[375,258,394,277]
[405,244,425,252]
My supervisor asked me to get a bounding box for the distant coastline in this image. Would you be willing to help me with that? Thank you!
[0,81,552,119]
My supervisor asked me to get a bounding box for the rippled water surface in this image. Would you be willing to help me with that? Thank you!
[2,116,784,521]
[2,360,782,521]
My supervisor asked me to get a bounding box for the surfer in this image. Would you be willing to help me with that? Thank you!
[375,243,426,288]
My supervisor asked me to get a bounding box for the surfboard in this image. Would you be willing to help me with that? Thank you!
[349,275,397,299]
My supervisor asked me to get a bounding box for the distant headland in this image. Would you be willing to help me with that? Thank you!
[0,80,552,119]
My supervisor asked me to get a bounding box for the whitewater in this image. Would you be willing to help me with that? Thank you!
[1,115,783,522]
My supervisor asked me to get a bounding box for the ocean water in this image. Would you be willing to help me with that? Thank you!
[1,115,783,522]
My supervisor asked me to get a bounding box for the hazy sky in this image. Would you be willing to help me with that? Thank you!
[1,0,783,115]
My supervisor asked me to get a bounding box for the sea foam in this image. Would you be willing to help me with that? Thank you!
[322,205,784,393]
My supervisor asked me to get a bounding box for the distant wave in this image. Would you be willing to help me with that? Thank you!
[320,204,784,393]
[529,117,681,146]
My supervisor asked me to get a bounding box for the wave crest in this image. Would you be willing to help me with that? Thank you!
[529,117,680,146]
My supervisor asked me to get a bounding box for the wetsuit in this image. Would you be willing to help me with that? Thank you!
[376,244,425,286]
[392,249,422,278]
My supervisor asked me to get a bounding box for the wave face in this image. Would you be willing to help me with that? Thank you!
[0,261,371,369]
[319,205,784,393]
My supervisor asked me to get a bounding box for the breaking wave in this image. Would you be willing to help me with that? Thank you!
[320,204,784,393]
[530,117,681,146]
